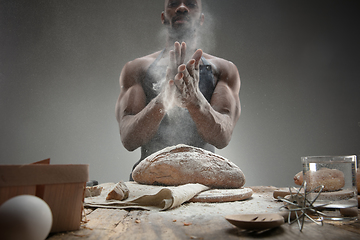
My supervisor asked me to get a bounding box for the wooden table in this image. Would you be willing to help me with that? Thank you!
[48,186,360,240]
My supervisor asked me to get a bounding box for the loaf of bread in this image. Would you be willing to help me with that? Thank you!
[294,168,345,192]
[132,144,245,189]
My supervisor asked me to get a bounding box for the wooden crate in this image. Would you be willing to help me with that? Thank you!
[0,160,89,233]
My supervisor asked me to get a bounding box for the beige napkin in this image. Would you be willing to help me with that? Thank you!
[84,182,209,211]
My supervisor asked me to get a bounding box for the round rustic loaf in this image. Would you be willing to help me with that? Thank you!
[294,168,345,192]
[132,144,246,189]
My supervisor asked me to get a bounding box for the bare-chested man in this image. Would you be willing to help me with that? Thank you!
[115,0,241,179]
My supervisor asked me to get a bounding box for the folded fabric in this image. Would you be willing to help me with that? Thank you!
[84,182,209,211]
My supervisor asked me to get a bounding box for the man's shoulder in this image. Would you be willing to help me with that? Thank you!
[120,50,162,86]
[203,53,235,67]
[202,53,238,76]
[124,51,162,72]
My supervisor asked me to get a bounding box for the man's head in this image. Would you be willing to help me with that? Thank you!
[161,0,204,41]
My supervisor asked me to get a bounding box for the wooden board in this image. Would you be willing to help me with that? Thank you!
[189,188,253,203]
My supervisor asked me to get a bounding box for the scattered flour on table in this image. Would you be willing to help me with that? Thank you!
[157,190,285,219]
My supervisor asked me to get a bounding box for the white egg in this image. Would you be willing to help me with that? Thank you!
[0,195,53,240]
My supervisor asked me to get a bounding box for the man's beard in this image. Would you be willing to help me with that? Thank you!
[168,25,197,42]
[166,17,202,43]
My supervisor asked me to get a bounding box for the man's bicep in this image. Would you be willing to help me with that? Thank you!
[212,60,241,116]
[210,83,233,113]
[116,61,147,121]
[210,81,240,121]
[118,84,146,119]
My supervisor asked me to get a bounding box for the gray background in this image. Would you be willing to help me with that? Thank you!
[1,0,359,187]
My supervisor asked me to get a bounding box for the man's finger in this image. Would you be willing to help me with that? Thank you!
[180,42,186,65]
[186,59,195,78]
[178,64,191,86]
[174,41,181,65]
[169,50,177,74]
[191,49,203,69]
[173,72,185,91]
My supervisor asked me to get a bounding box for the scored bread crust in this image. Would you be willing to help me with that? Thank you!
[132,144,246,189]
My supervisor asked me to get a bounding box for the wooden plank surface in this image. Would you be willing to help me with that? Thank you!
[48,209,360,240]
[48,186,360,240]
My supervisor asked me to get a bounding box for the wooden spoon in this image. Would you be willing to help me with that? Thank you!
[225,213,284,230]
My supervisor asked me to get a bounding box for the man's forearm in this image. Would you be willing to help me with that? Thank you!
[120,97,166,151]
[187,98,235,149]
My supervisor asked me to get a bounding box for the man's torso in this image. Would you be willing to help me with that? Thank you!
[136,50,218,165]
